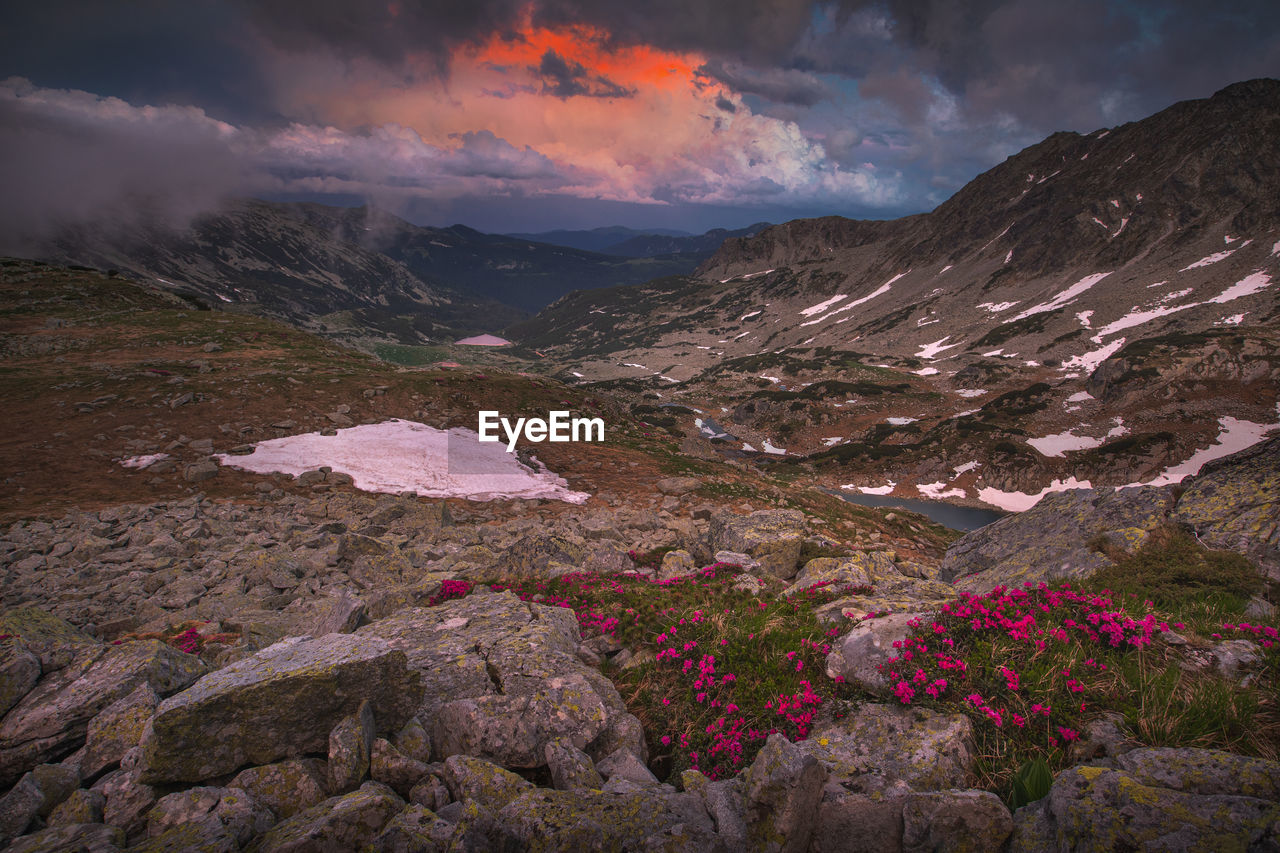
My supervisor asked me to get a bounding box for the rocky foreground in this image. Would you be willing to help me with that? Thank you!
[0,440,1278,851]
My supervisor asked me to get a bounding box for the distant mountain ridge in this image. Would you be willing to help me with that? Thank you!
[34,201,738,340]
[508,79,1280,500]
[510,223,772,257]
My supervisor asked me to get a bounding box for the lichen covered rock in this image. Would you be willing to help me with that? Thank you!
[1009,748,1280,852]
[709,510,807,579]
[138,634,421,784]
[799,704,974,795]
[247,781,404,853]
[941,486,1173,591]
[824,612,928,694]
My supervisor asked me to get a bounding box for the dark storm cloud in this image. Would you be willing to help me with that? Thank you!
[0,78,254,254]
[698,59,833,106]
[236,0,529,70]
[532,49,635,98]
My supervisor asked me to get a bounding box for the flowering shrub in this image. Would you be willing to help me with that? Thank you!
[473,565,862,780]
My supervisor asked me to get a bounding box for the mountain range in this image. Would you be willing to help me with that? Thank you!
[509,79,1280,504]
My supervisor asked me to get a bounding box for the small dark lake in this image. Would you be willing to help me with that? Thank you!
[828,490,1007,531]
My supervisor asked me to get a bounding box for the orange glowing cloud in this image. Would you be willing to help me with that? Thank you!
[269,17,893,209]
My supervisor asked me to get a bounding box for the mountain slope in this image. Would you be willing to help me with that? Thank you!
[509,80,1280,505]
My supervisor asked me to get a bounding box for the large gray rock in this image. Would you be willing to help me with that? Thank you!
[229,759,329,820]
[784,555,873,596]
[4,822,124,853]
[82,682,159,778]
[0,639,206,787]
[247,781,404,853]
[941,486,1173,591]
[809,788,904,853]
[799,704,974,796]
[1009,748,1280,852]
[327,700,375,794]
[709,510,807,579]
[497,787,722,851]
[441,754,533,812]
[145,786,274,847]
[824,612,927,694]
[742,734,828,853]
[138,634,422,784]
[901,790,1013,853]
[1174,434,1280,580]
[358,591,644,770]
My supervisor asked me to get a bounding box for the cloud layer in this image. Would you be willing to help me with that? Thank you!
[2,0,1278,237]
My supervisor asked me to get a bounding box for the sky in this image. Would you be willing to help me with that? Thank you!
[2,0,1278,244]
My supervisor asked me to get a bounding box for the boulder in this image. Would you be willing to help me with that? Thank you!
[359,591,643,769]
[1009,748,1280,852]
[247,781,404,853]
[138,634,422,784]
[941,486,1173,591]
[371,738,429,797]
[544,738,604,791]
[1174,435,1280,579]
[327,700,375,794]
[46,788,104,826]
[0,639,206,787]
[809,788,903,853]
[441,754,533,812]
[503,532,590,577]
[798,704,974,796]
[709,510,807,579]
[656,476,702,496]
[367,803,454,853]
[824,612,927,694]
[4,823,125,853]
[82,682,159,778]
[901,790,1013,852]
[146,786,274,846]
[229,759,329,819]
[785,556,872,596]
[497,787,721,851]
[742,734,828,853]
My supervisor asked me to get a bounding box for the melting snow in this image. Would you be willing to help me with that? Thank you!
[1060,338,1125,374]
[571,371,584,378]
[622,362,647,369]
[886,417,918,426]
[120,454,169,469]
[1272,240,1280,256]
[799,275,901,326]
[914,367,940,376]
[845,481,896,495]
[454,334,511,346]
[1066,391,1094,403]
[799,294,849,316]
[1181,249,1236,271]
[918,482,966,499]
[978,302,1019,314]
[1146,280,1169,288]
[982,348,1004,357]
[761,440,787,455]
[1027,430,1104,457]
[761,375,784,383]
[916,336,963,360]
[1004,250,1013,264]
[1012,272,1112,322]
[1122,414,1280,489]
[722,269,776,284]
[1217,313,1247,325]
[939,264,953,274]
[978,477,1093,512]
[956,389,987,398]
[1076,310,1093,327]
[741,310,762,320]
[953,461,980,475]
[1206,271,1271,303]
[822,437,843,447]
[215,420,588,503]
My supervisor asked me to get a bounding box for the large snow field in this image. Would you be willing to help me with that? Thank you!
[215,419,589,503]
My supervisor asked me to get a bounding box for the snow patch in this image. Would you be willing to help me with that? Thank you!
[1060,337,1125,375]
[215,420,588,503]
[916,336,963,360]
[1027,430,1103,457]
[799,294,848,316]
[799,276,900,326]
[1066,391,1094,403]
[886,417,918,426]
[953,461,980,475]
[979,478,1093,512]
[918,481,966,499]
[845,481,896,496]
[1207,271,1271,303]
[741,310,762,320]
[822,436,843,447]
[1012,272,1111,322]
[1181,249,1235,271]
[1076,310,1093,327]
[761,440,787,455]
[454,334,510,346]
[1217,313,1247,326]
[914,367,940,376]
[1122,415,1280,489]
[978,302,1019,314]
[956,389,987,398]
